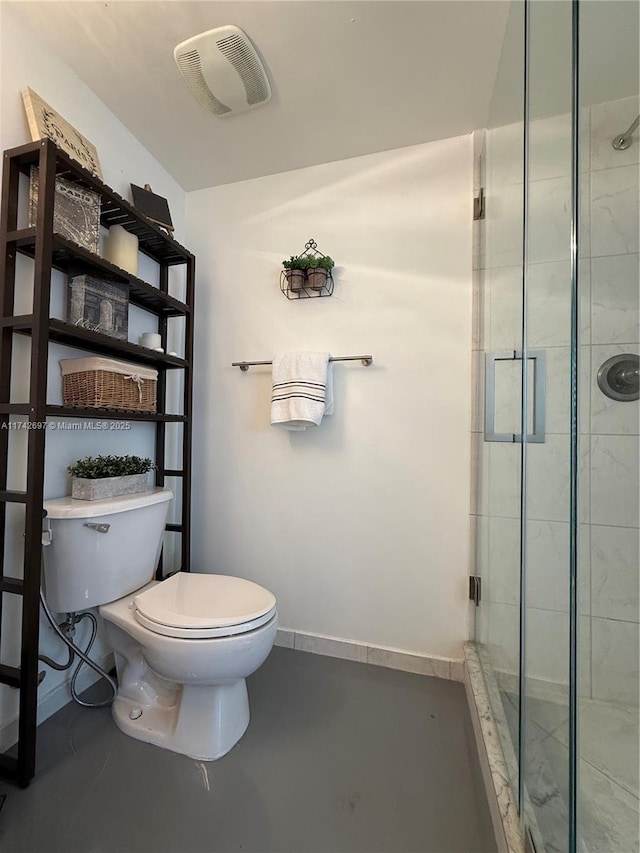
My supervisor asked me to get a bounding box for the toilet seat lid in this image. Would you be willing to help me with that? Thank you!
[133,572,277,637]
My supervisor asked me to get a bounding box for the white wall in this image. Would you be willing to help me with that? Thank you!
[186,137,473,659]
[0,4,186,745]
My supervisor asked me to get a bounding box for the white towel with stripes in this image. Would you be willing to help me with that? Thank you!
[271,352,333,430]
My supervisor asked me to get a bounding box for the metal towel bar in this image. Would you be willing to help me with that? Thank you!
[232,355,373,371]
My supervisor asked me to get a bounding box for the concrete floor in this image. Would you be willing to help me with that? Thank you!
[0,648,496,853]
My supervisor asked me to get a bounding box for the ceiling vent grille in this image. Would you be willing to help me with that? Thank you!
[174,26,271,117]
[175,49,232,116]
[215,34,269,106]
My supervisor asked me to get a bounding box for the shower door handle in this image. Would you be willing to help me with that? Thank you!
[484,350,546,443]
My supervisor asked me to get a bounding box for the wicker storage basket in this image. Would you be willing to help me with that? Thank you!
[60,357,158,412]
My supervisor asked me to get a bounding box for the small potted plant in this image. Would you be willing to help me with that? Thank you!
[282,255,308,292]
[68,454,154,500]
[306,255,334,290]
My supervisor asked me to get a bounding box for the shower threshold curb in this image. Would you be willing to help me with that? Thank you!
[463,641,526,853]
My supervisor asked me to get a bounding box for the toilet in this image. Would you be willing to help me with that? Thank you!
[42,488,278,760]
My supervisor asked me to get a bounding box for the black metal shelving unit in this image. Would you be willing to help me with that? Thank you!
[0,138,195,787]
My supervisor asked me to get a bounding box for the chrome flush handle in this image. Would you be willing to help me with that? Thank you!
[84,523,111,534]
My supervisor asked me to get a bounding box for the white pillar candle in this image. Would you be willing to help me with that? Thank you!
[140,332,162,349]
[103,225,138,276]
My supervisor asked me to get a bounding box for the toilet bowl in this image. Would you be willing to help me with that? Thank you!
[42,488,278,760]
[100,573,277,760]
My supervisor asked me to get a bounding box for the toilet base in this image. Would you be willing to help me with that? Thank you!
[111,678,250,761]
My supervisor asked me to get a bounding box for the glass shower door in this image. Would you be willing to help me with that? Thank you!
[474,3,639,851]
[472,0,525,802]
[522,2,576,849]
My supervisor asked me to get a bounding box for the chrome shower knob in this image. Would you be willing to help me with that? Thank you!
[597,353,639,402]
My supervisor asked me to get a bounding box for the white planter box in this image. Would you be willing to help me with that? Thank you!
[71,473,150,501]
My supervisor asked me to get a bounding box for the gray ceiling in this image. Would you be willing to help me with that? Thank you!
[9,1,511,190]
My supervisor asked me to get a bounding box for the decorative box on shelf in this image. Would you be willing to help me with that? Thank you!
[60,356,158,413]
[28,167,101,254]
[67,273,129,340]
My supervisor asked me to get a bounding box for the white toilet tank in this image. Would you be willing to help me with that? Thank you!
[42,488,173,613]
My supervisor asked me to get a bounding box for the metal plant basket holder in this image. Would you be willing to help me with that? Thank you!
[280,238,334,300]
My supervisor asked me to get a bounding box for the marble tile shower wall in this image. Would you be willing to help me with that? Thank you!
[471,96,639,706]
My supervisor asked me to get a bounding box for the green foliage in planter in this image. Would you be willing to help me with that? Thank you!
[283,255,312,271]
[306,255,334,271]
[283,253,335,272]
[68,455,154,480]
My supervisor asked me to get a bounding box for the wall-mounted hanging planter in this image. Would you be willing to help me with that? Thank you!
[280,238,334,299]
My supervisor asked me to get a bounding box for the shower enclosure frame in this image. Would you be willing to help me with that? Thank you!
[476,0,586,848]
[520,0,582,841]
[519,0,582,843]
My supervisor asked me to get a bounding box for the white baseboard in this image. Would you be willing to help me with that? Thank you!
[275,628,464,682]
[0,651,114,754]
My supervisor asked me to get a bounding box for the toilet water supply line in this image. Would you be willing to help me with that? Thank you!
[39,588,117,708]
[38,560,117,708]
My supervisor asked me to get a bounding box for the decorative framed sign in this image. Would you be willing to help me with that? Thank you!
[22,87,102,178]
[130,183,174,233]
